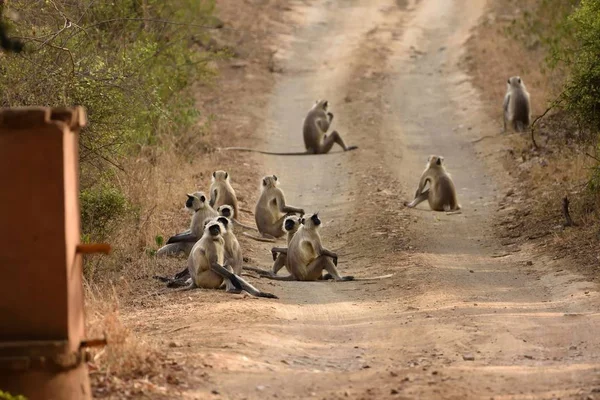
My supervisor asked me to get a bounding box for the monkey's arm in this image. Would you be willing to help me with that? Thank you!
[209,188,217,208]
[276,191,304,215]
[503,93,510,113]
[414,174,429,198]
[317,117,330,133]
[271,246,288,261]
[317,244,338,266]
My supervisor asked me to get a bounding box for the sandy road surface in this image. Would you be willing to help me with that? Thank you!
[131,1,600,398]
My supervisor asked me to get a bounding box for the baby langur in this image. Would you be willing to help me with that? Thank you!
[220,100,357,155]
[270,215,302,275]
[156,191,218,257]
[209,170,240,219]
[503,76,531,133]
[254,175,304,240]
[156,220,277,298]
[405,155,460,212]
[217,204,258,232]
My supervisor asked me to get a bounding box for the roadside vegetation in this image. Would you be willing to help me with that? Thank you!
[467,0,600,274]
[0,0,229,394]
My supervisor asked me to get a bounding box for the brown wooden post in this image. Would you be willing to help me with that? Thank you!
[0,107,93,399]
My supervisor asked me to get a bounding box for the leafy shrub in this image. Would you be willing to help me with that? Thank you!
[0,0,222,237]
[80,184,130,240]
[548,0,600,140]
[0,391,26,400]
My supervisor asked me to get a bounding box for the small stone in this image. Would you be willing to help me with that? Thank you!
[462,354,475,361]
[506,188,515,197]
[362,365,371,369]
[569,345,577,350]
[211,389,220,395]
[168,341,180,348]
[390,371,398,377]
[230,60,248,69]
[256,385,266,391]
[469,270,474,273]
[432,371,439,375]
[526,261,533,266]
[391,389,399,394]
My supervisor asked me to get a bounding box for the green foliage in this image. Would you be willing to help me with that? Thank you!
[155,235,164,246]
[80,183,130,240]
[0,390,27,400]
[0,0,222,237]
[549,0,600,139]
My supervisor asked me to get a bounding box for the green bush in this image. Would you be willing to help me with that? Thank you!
[0,390,26,400]
[0,0,222,237]
[80,184,130,240]
[549,0,600,140]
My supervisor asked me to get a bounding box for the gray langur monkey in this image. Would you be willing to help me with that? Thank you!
[156,191,218,257]
[165,191,218,244]
[219,100,357,155]
[209,170,240,219]
[171,214,243,281]
[255,213,353,281]
[405,155,461,212]
[270,215,302,275]
[154,220,277,298]
[242,215,302,277]
[503,76,531,133]
[248,213,394,282]
[253,175,304,239]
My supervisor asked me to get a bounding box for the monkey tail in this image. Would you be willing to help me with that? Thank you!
[213,264,278,298]
[241,232,277,243]
[219,147,309,156]
[233,218,259,232]
[351,273,395,281]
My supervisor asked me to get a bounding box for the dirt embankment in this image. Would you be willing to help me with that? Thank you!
[463,0,600,280]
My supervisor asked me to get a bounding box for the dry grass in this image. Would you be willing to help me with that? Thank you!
[465,0,600,278]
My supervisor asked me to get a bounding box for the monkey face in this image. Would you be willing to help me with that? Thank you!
[218,205,232,218]
[310,213,321,226]
[284,216,299,232]
[217,216,230,228]
[185,194,195,209]
[207,221,223,237]
[187,191,207,211]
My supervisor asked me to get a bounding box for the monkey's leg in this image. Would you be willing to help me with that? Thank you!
[156,243,192,257]
[309,256,353,282]
[406,189,429,208]
[272,253,287,275]
[319,130,357,153]
[174,266,191,280]
[223,265,242,294]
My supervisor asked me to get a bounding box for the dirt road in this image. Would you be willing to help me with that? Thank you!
[132,1,600,398]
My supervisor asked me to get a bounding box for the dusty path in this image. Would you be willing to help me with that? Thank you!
[131,1,600,398]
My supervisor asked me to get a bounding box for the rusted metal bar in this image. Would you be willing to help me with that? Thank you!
[0,106,99,400]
